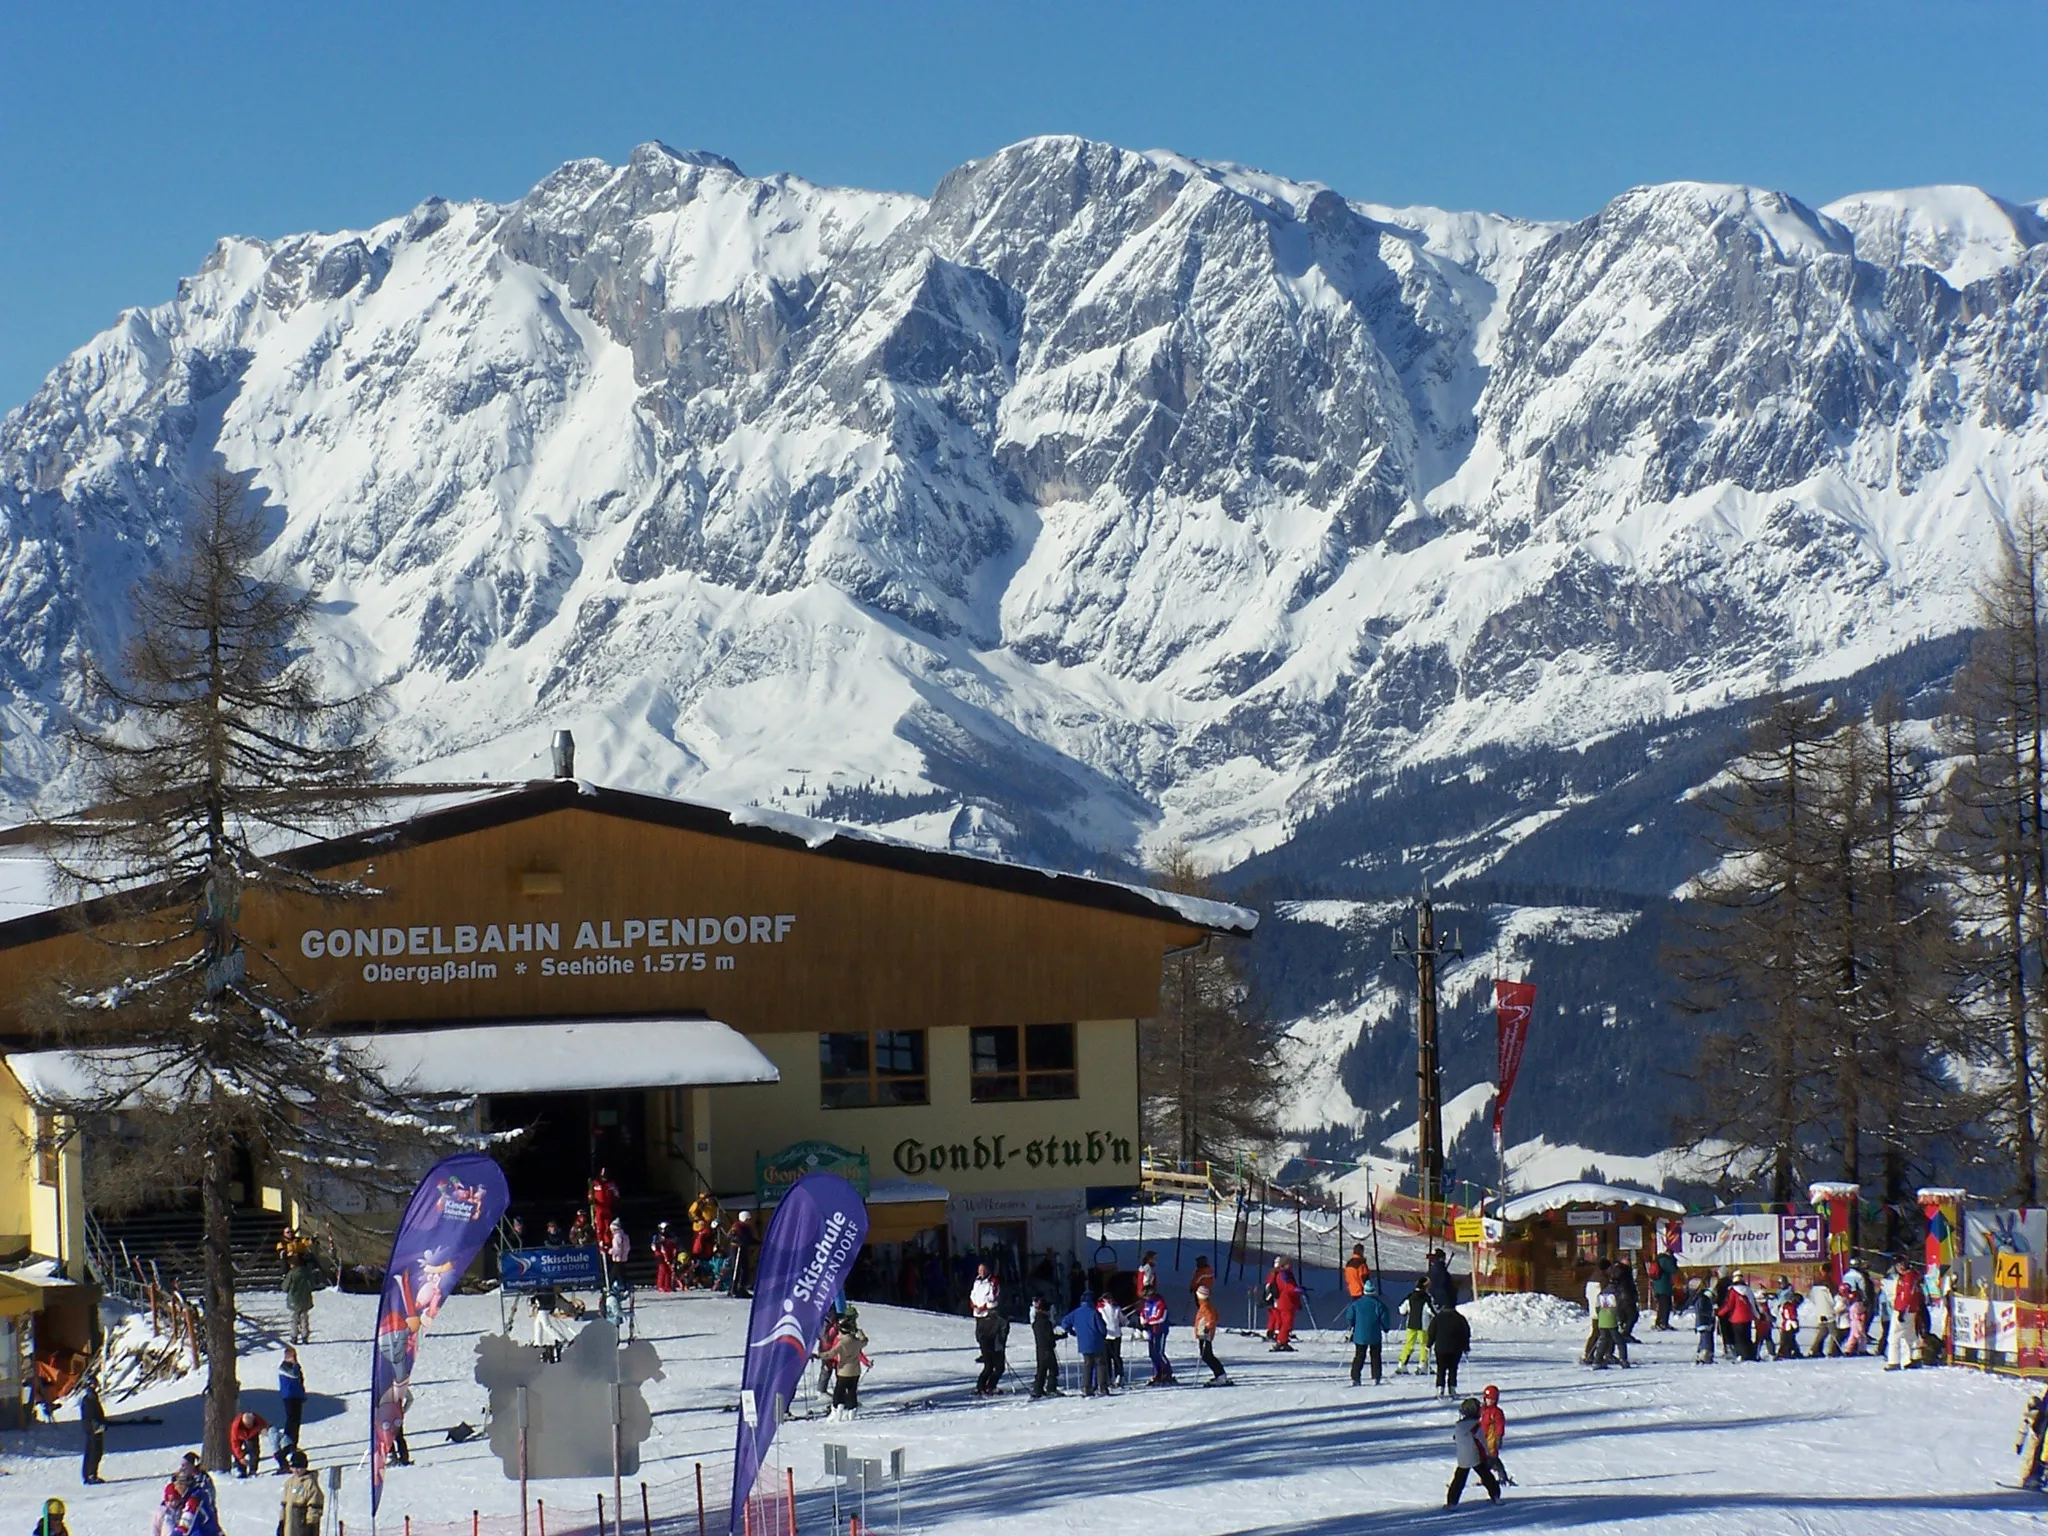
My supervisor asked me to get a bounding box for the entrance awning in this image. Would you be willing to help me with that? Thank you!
[6,1017,779,1104]
[864,1179,949,1245]
[0,1264,96,1320]
[342,1018,780,1095]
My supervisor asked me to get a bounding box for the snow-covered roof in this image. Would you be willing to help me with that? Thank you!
[0,778,1257,945]
[344,1017,779,1094]
[5,1017,779,1103]
[1498,1180,1686,1222]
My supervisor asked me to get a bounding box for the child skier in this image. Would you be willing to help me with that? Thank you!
[819,1305,868,1421]
[1446,1397,1503,1506]
[1193,1283,1230,1385]
[1397,1278,1434,1375]
[1269,1263,1302,1351]
[1774,1281,1802,1360]
[1844,1287,1870,1356]
[1590,1281,1626,1368]
[1478,1384,1512,1488]
[652,1222,680,1293]
[1029,1297,1065,1398]
[1690,1277,1716,1364]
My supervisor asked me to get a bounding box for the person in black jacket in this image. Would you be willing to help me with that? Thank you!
[1029,1297,1065,1398]
[1426,1250,1458,1311]
[1690,1276,1717,1363]
[975,1309,1011,1396]
[1396,1279,1434,1375]
[78,1380,105,1485]
[1611,1259,1640,1341]
[1426,1301,1472,1397]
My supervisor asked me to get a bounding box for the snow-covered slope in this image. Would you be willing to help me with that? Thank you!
[14,1278,2039,1536]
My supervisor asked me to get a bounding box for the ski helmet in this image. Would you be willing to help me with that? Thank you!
[1481,1384,1499,1404]
[1458,1397,1481,1418]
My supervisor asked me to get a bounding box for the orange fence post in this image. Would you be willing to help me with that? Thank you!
[538,1501,546,1536]
[786,1466,797,1534]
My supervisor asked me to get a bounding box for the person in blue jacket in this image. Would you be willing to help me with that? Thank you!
[1137,1287,1175,1385]
[1341,1277,1394,1385]
[1061,1290,1109,1396]
[275,1346,307,1469]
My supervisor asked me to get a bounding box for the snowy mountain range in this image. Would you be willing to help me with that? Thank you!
[4,138,2046,1179]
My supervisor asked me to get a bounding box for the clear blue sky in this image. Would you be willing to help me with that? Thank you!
[4,1,2044,410]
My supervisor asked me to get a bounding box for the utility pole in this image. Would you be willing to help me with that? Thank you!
[1393,885,1461,1239]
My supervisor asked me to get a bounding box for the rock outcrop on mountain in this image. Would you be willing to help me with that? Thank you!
[4,138,2045,1169]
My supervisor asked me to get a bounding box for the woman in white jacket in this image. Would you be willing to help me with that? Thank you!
[1098,1292,1127,1389]
[1806,1281,1839,1357]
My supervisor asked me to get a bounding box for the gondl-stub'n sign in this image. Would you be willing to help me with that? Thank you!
[500,1244,606,1292]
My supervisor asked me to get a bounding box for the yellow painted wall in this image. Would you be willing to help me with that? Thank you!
[706,1020,1141,1199]
[0,1067,84,1276]
[0,1068,31,1251]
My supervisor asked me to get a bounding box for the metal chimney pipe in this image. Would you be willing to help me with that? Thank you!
[550,730,575,780]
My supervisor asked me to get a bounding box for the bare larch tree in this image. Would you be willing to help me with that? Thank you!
[1139,848,1280,1169]
[30,470,462,1468]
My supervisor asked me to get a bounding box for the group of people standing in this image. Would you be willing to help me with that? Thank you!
[960,1244,1478,1402]
[512,1178,764,1297]
[649,1191,759,1296]
[141,1447,324,1536]
[967,1253,1235,1397]
[1687,1258,1932,1367]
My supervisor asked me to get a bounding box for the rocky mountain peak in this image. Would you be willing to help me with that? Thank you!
[0,141,2039,874]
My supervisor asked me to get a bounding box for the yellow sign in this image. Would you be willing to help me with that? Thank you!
[1454,1216,1487,1244]
[1996,1252,2031,1289]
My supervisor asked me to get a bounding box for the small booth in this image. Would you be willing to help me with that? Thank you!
[1493,1181,1687,1300]
[0,1263,99,1425]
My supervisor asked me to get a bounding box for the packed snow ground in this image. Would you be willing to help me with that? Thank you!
[2,1270,2039,1536]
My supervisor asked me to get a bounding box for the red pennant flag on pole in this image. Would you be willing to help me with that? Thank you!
[1492,979,1536,1156]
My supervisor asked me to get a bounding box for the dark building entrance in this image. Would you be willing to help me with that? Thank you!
[488,1090,648,1206]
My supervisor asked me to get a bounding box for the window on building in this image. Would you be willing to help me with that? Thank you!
[969,1023,1078,1102]
[819,1030,928,1109]
[34,1114,58,1187]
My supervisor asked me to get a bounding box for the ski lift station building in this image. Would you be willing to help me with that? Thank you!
[0,770,1256,1314]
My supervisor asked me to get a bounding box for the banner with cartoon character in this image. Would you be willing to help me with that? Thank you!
[1918,1188,1963,1272]
[728,1171,867,1535]
[1962,1207,2047,1258]
[371,1154,509,1515]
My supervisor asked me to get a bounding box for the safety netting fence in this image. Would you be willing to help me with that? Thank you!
[341,1459,808,1536]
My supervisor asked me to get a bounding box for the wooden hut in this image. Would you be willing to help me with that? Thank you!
[1492,1181,1687,1300]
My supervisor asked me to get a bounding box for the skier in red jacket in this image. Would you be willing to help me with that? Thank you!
[652,1221,681,1293]
[589,1170,620,1245]
[1269,1263,1303,1352]
[1716,1273,1758,1361]
[1884,1262,1925,1370]
[1478,1383,1513,1486]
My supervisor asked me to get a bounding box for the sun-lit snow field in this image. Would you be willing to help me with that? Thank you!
[2,1257,2040,1536]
